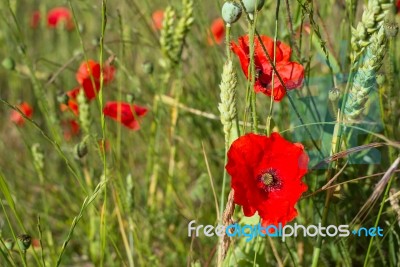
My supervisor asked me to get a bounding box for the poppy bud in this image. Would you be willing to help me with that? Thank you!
[2,57,15,71]
[142,61,154,74]
[17,234,31,251]
[243,0,265,14]
[222,2,242,25]
[31,143,44,171]
[4,238,14,250]
[75,139,88,159]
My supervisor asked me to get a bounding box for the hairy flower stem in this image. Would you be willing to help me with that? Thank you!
[98,1,108,266]
[225,24,232,60]
[267,0,281,136]
[249,18,259,134]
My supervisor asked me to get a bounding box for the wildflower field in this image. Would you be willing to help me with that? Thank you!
[1,0,400,266]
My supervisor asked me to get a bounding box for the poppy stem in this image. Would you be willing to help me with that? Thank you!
[266,0,281,136]
[225,23,232,60]
[248,14,259,134]
[98,1,108,266]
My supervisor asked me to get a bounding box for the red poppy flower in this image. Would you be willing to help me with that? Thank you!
[231,35,304,101]
[31,11,41,28]
[226,132,308,226]
[47,7,74,30]
[10,102,33,126]
[62,119,80,141]
[152,10,164,30]
[103,101,148,130]
[60,88,80,116]
[397,0,400,13]
[207,18,225,45]
[75,60,116,100]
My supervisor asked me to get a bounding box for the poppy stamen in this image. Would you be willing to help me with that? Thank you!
[261,173,274,185]
[257,169,282,192]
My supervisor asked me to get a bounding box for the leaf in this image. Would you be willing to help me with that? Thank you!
[0,171,15,211]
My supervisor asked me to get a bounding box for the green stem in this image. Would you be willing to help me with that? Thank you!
[248,15,259,133]
[219,155,228,221]
[225,24,232,60]
[267,0,281,136]
[99,0,108,265]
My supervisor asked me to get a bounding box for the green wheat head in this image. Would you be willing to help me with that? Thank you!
[218,60,238,146]
[350,0,392,62]
[77,89,91,135]
[160,7,176,61]
[31,143,44,172]
[160,0,194,67]
[345,27,388,120]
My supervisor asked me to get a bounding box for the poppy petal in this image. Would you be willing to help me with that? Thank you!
[103,101,148,130]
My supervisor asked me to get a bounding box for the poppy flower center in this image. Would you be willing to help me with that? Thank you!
[255,68,262,79]
[257,169,282,192]
[255,69,271,88]
[261,173,274,185]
